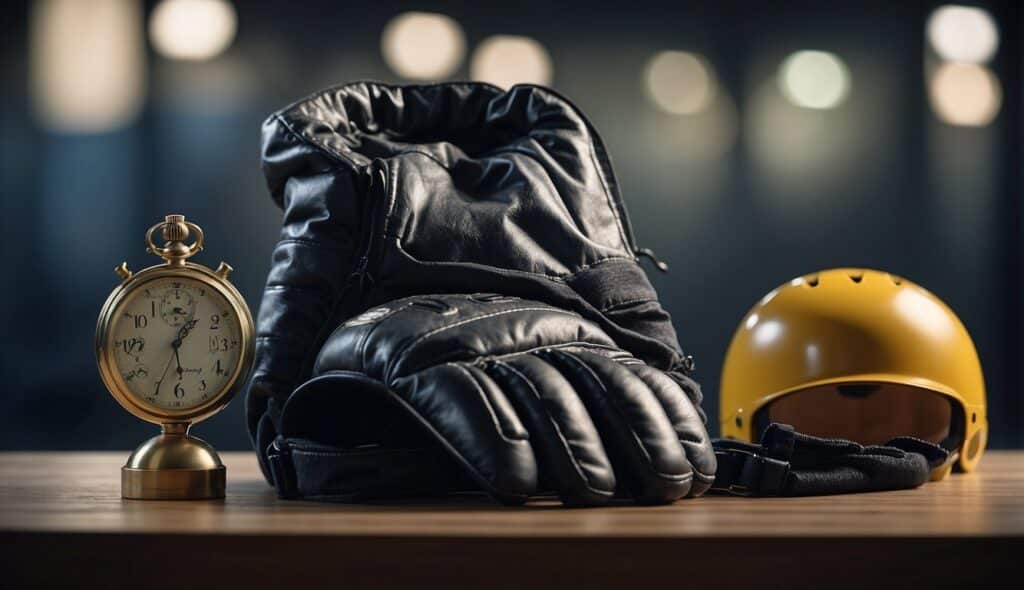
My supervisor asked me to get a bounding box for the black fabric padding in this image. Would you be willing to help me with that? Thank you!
[270,438,456,502]
[278,372,531,505]
[268,294,714,506]
[711,423,949,497]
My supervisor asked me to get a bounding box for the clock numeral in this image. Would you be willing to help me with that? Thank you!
[133,314,148,329]
[174,383,185,399]
[119,337,145,355]
[199,379,207,391]
[123,366,149,382]
[210,314,220,330]
[209,336,230,352]
[214,359,229,376]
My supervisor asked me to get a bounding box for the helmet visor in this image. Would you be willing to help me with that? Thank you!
[759,382,956,446]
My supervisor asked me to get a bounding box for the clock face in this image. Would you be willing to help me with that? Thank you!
[109,276,243,412]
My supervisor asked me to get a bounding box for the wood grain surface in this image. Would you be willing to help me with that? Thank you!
[1,451,1020,589]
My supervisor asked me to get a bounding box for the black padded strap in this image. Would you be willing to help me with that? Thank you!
[266,437,458,501]
[711,423,951,497]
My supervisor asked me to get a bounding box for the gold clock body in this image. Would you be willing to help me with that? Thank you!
[95,215,254,500]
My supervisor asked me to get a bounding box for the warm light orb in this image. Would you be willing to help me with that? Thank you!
[929,62,1002,127]
[927,5,999,64]
[644,51,715,115]
[30,0,145,133]
[778,51,850,110]
[469,35,553,89]
[381,12,466,80]
[149,0,237,61]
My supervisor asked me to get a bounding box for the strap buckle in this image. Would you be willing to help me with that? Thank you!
[267,436,299,498]
[713,447,791,497]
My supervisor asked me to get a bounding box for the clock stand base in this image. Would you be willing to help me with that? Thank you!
[121,423,226,500]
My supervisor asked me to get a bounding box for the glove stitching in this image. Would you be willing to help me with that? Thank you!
[289,448,430,458]
[271,113,359,172]
[273,237,351,251]
[486,342,627,362]
[262,285,334,294]
[452,364,529,444]
[492,360,615,498]
[600,297,657,312]
[383,160,400,237]
[391,238,634,280]
[357,301,419,375]
[691,467,716,484]
[386,307,582,381]
[555,351,690,483]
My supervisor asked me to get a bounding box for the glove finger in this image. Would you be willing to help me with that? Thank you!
[393,363,539,503]
[627,365,716,496]
[540,349,693,504]
[486,356,616,507]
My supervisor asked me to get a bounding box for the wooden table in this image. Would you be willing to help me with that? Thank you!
[1,451,1021,589]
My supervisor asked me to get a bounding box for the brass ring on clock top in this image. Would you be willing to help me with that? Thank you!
[145,218,205,265]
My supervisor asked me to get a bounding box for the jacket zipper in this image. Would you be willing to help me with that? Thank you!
[348,166,387,297]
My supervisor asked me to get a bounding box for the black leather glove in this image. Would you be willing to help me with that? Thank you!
[266,294,715,506]
[248,83,701,484]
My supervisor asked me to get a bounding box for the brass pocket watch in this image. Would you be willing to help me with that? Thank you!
[96,215,254,499]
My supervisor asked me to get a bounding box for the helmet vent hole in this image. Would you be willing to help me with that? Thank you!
[889,274,903,285]
[735,416,743,428]
[849,272,863,283]
[806,275,819,287]
[972,412,977,424]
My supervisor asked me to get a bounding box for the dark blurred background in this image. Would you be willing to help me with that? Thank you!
[0,0,1020,451]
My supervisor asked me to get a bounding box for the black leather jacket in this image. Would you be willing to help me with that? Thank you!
[247,82,699,477]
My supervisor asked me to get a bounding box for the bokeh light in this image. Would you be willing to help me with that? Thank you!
[149,0,237,61]
[928,62,1002,127]
[469,35,553,88]
[778,51,850,110]
[644,51,716,115]
[30,0,145,133]
[381,12,466,80]
[927,5,999,63]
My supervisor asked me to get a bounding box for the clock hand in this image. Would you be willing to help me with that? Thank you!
[158,321,193,394]
[154,348,176,396]
[174,345,184,379]
[172,319,199,379]
[178,318,199,341]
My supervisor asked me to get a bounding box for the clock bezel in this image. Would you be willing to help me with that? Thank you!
[96,262,255,425]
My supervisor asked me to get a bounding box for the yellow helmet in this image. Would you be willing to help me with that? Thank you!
[719,268,987,477]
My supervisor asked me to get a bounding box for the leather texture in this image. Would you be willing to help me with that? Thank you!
[247,82,702,484]
[276,293,715,506]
